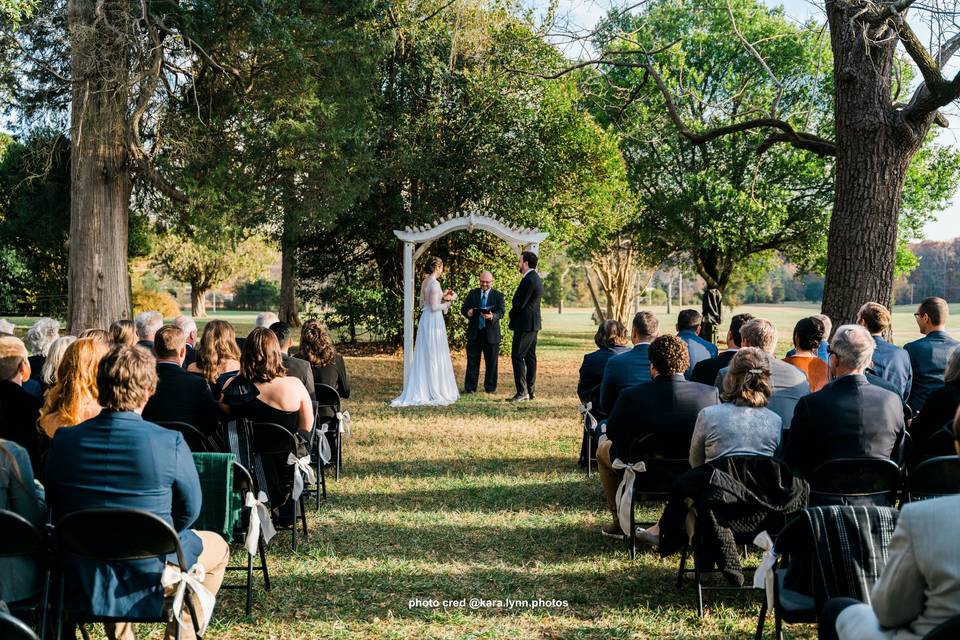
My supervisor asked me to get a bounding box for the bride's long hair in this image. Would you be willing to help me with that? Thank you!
[423,256,443,277]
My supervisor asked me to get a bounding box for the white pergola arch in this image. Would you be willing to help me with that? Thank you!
[393,212,548,384]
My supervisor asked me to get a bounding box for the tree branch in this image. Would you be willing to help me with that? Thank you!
[897,18,960,121]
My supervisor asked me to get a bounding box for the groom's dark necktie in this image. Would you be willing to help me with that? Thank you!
[479,291,487,329]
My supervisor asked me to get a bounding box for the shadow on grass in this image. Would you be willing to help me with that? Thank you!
[343,455,584,480]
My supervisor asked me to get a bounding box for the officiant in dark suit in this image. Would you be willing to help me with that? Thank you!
[461,271,506,394]
[508,251,544,402]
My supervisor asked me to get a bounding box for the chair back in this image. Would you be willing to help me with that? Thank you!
[809,458,901,506]
[907,456,960,502]
[0,509,45,557]
[925,614,960,640]
[0,611,39,640]
[250,422,299,457]
[157,421,211,453]
[627,432,691,498]
[314,383,341,413]
[924,427,956,459]
[55,508,184,567]
[233,461,255,494]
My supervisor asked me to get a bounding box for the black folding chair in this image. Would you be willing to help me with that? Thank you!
[625,431,691,560]
[53,508,203,640]
[577,386,600,477]
[753,515,814,640]
[926,613,960,639]
[809,458,902,506]
[905,455,960,502]
[250,422,309,551]
[315,383,345,480]
[157,421,213,453]
[0,510,51,640]
[308,400,328,510]
[0,611,39,640]
[221,462,271,616]
[922,427,956,460]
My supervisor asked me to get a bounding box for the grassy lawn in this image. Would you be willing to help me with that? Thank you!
[79,305,840,640]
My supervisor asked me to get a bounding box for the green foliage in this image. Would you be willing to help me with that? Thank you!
[231,278,281,311]
[131,287,180,318]
[0,130,69,315]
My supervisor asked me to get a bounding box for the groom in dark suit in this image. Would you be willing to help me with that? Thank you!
[508,251,544,402]
[461,271,506,393]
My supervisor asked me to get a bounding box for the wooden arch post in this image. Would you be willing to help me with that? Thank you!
[393,213,548,386]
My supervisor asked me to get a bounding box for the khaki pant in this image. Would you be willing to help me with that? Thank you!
[104,531,230,640]
[596,439,623,522]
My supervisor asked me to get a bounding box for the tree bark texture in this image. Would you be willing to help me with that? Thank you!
[190,284,206,318]
[280,245,301,327]
[821,1,932,326]
[66,0,132,332]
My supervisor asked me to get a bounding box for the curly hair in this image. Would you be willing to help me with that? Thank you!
[722,347,773,407]
[423,256,443,276]
[299,320,337,367]
[41,337,109,427]
[648,335,690,376]
[196,319,241,384]
[240,327,286,383]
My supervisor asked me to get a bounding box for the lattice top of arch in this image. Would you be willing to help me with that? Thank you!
[393,212,548,248]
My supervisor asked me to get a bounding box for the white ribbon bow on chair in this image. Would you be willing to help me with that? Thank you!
[244,490,277,555]
[752,530,778,609]
[314,424,333,465]
[336,410,351,437]
[287,453,317,502]
[611,458,647,535]
[160,562,216,635]
[579,402,608,444]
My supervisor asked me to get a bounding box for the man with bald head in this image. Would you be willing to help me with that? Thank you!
[461,271,506,393]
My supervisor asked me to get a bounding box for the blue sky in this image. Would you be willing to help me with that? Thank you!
[526,0,960,241]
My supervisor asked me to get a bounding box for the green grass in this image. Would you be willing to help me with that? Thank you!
[72,305,838,639]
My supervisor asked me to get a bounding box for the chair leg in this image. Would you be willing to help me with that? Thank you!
[585,434,592,478]
[628,500,636,560]
[185,592,202,639]
[336,433,342,480]
[676,543,689,589]
[291,501,298,552]
[259,537,271,591]
[320,461,327,501]
[299,496,309,539]
[694,550,704,618]
[774,606,783,640]
[54,571,65,640]
[755,599,767,640]
[315,455,322,511]
[245,549,253,617]
[39,568,50,640]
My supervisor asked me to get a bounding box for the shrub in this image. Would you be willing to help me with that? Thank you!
[132,287,180,318]
[231,278,280,310]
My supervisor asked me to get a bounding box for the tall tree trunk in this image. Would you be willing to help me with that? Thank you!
[821,1,930,327]
[279,245,301,327]
[66,0,132,332]
[190,284,207,317]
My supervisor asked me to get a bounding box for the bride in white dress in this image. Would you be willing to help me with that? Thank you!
[391,256,460,407]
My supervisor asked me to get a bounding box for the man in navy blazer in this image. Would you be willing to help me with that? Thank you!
[857,302,912,403]
[676,309,718,378]
[904,297,960,413]
[599,310,659,414]
[45,345,229,639]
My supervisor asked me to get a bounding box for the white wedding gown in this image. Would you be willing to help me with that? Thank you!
[390,276,460,407]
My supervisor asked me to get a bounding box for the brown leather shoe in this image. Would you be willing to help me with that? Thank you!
[601,523,625,540]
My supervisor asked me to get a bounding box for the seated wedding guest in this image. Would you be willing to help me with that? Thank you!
[0,318,15,335]
[38,337,108,440]
[0,439,45,605]
[221,327,314,435]
[78,328,111,346]
[784,317,830,392]
[786,313,831,362]
[577,319,630,418]
[599,311,660,413]
[134,310,163,352]
[857,302,912,403]
[905,297,959,413]
[786,324,904,476]
[44,345,229,640]
[597,335,719,539]
[40,335,77,394]
[717,318,810,428]
[818,413,960,640]
[25,317,60,382]
[690,347,782,468]
[143,326,220,435]
[237,311,280,351]
[174,315,199,369]
[0,336,42,468]
[187,319,241,397]
[676,308,718,378]
[690,313,754,386]
[109,319,137,347]
[270,322,315,401]
[909,347,960,446]
[297,320,351,401]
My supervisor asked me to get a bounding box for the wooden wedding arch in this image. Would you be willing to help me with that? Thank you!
[393,213,548,385]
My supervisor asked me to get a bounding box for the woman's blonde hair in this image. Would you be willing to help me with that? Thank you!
[196,319,241,384]
[40,337,109,427]
[41,336,77,386]
[109,320,137,347]
[721,347,773,408]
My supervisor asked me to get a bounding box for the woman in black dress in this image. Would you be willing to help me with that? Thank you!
[296,320,350,402]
